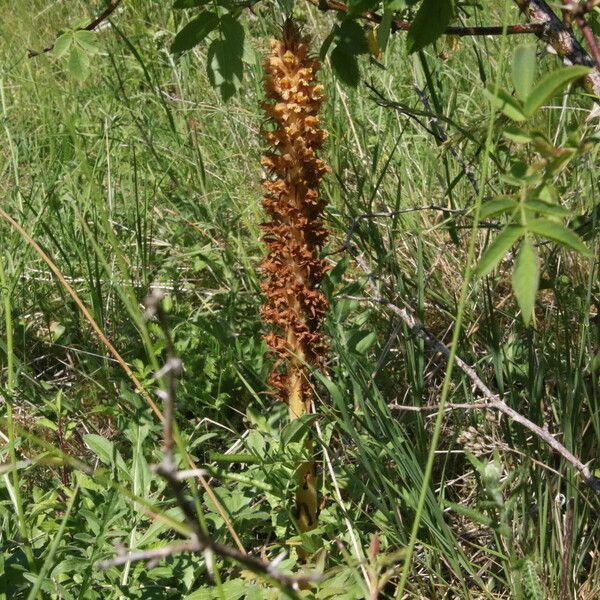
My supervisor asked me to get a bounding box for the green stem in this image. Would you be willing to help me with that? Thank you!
[0,254,37,575]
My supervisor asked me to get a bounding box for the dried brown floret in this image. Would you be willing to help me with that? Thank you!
[260,19,330,415]
[260,19,330,535]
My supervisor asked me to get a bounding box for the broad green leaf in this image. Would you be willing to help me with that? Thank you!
[407,0,455,54]
[480,196,518,219]
[512,44,536,101]
[355,331,378,353]
[484,87,526,121]
[206,16,244,101]
[171,11,219,53]
[36,417,57,431]
[331,46,360,87]
[524,65,591,116]
[476,225,525,277]
[74,30,99,54]
[53,33,73,58]
[527,219,591,255]
[523,198,570,218]
[512,238,539,326]
[337,19,369,55]
[83,434,114,465]
[68,45,90,81]
[503,126,532,144]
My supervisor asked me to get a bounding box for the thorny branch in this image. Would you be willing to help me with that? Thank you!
[514,0,600,96]
[99,289,318,592]
[308,0,544,37]
[28,0,123,58]
[346,250,600,494]
[561,0,600,69]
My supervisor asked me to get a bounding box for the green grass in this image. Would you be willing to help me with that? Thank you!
[1,1,599,598]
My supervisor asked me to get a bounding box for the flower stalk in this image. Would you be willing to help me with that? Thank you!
[260,19,329,534]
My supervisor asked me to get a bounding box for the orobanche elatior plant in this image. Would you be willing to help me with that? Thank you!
[260,19,329,535]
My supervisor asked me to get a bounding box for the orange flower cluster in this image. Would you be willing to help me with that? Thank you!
[260,20,330,421]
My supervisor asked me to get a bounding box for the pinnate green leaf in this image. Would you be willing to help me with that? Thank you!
[171,11,219,53]
[68,45,90,81]
[53,33,73,58]
[512,238,539,326]
[484,87,526,121]
[476,225,525,277]
[512,44,536,101]
[480,196,518,219]
[407,0,455,54]
[74,30,99,54]
[524,66,591,116]
[527,219,591,255]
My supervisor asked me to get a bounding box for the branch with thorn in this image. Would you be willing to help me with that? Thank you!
[561,0,600,68]
[308,0,544,37]
[98,288,318,593]
[515,0,600,96]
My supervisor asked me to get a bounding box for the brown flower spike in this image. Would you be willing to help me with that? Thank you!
[260,20,329,533]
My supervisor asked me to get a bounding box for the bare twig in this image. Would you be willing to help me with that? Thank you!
[388,402,492,412]
[348,250,600,494]
[308,0,544,37]
[561,0,600,69]
[100,289,318,592]
[514,0,600,96]
[28,0,123,58]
